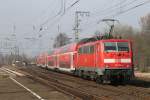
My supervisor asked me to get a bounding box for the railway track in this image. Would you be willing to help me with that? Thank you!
[21,66,109,100]
[32,66,150,98]
[20,66,150,100]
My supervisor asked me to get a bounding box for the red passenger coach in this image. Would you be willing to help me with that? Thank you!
[47,43,77,71]
[36,54,44,67]
[36,53,47,68]
[36,36,134,83]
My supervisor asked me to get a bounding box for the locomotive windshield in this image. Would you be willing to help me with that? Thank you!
[117,42,129,51]
[104,42,116,52]
[104,42,129,52]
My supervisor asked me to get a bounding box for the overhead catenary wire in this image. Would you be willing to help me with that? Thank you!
[40,0,64,27]
[39,0,81,32]
[92,0,129,16]
[35,0,82,52]
[43,0,142,39]
[19,0,150,56]
[82,0,150,32]
[91,0,140,19]
[66,0,81,11]
[113,0,150,17]
[32,0,56,24]
[49,0,81,24]
[81,0,139,28]
[76,0,139,32]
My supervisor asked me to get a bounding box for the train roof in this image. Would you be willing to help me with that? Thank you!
[101,39,131,42]
[47,36,131,55]
[51,43,78,54]
[78,35,131,44]
[78,35,114,44]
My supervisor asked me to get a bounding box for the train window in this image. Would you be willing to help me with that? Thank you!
[83,45,94,54]
[89,45,94,53]
[104,42,117,52]
[78,45,94,54]
[78,47,83,53]
[117,42,129,51]
[83,46,89,53]
[48,61,53,66]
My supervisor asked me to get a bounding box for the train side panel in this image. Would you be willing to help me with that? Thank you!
[47,55,57,69]
[58,52,75,71]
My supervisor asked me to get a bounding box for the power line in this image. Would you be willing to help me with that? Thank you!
[79,0,139,31]
[39,0,81,32]
[49,0,81,25]
[101,0,149,18]
[113,0,150,17]
[91,0,139,18]
[80,0,139,29]
[66,0,80,11]
[33,0,56,24]
[40,0,64,27]
[92,0,128,16]
[82,0,148,32]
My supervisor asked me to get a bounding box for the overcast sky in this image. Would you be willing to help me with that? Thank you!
[0,0,150,56]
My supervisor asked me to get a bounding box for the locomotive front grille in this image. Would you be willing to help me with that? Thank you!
[104,68,133,76]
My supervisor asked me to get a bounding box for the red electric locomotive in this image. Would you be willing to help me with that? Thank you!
[75,37,133,83]
[37,36,134,83]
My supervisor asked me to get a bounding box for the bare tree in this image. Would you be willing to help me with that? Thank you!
[140,13,150,34]
[113,24,134,38]
[53,33,71,48]
[138,13,150,71]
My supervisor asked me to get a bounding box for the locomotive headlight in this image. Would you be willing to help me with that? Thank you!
[126,65,130,68]
[105,65,109,68]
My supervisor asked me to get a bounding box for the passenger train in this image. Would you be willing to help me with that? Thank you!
[36,36,134,83]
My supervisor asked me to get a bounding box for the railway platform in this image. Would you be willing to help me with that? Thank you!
[0,66,71,100]
[0,68,38,100]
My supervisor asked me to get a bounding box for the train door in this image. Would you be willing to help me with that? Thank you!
[77,45,95,68]
[86,45,95,68]
[95,43,99,68]
[77,47,83,67]
[56,55,59,68]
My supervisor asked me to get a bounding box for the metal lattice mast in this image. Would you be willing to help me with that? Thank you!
[73,11,90,42]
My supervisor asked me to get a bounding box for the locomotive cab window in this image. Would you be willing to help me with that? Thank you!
[117,42,129,51]
[104,42,116,52]
[104,42,129,52]
[83,46,89,53]
[89,45,94,53]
